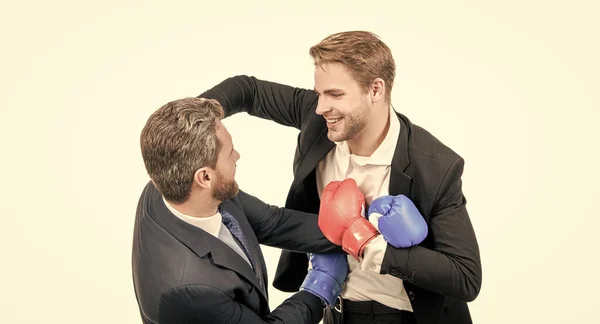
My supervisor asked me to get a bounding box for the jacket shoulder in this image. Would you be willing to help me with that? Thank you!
[401,118,466,216]
[407,121,463,165]
[132,184,219,322]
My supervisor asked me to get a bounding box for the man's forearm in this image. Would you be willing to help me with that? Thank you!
[380,241,481,302]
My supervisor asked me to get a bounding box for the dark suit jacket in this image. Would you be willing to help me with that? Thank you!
[132,181,340,323]
[199,75,483,324]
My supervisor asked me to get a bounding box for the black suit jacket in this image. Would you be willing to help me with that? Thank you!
[132,181,340,323]
[199,75,483,324]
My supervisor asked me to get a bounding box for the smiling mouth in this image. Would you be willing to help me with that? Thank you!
[325,117,342,125]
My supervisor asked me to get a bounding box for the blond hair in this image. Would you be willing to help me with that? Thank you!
[310,31,396,103]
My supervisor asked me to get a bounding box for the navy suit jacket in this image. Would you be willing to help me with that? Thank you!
[132,181,340,323]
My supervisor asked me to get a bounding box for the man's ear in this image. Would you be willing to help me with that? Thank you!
[370,78,385,103]
[194,167,213,189]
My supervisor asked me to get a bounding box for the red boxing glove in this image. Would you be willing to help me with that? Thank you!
[318,178,379,259]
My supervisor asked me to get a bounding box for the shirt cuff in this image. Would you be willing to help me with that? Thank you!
[360,235,387,273]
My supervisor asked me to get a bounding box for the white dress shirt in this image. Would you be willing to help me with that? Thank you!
[316,106,413,311]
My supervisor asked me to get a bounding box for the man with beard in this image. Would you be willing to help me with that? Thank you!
[197,31,482,324]
[132,97,350,323]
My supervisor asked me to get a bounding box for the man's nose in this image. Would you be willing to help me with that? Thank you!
[315,97,330,115]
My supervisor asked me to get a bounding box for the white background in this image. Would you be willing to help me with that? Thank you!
[1,1,599,323]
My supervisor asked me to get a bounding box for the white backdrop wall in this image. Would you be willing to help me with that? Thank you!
[1,1,598,323]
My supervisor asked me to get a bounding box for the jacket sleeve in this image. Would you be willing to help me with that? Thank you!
[379,157,482,302]
[235,190,341,254]
[198,75,317,130]
[158,285,323,324]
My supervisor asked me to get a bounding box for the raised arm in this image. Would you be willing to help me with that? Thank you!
[379,158,482,302]
[158,285,323,324]
[234,189,341,254]
[198,75,317,130]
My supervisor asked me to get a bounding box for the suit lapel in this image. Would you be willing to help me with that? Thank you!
[209,235,268,301]
[389,112,412,197]
[294,128,335,186]
[206,231,266,296]
[145,183,268,303]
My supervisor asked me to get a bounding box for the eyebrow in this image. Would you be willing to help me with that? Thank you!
[314,88,344,95]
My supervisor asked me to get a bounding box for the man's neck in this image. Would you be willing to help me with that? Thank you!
[167,193,220,218]
[347,104,391,157]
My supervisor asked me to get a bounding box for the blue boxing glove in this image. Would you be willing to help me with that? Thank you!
[367,195,428,248]
[300,253,348,307]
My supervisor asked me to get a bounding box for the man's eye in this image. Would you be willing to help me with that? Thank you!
[331,93,342,98]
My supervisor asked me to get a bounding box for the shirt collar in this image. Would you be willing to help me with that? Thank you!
[162,196,222,237]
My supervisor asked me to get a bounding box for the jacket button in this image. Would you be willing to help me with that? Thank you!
[390,269,398,276]
[408,291,416,300]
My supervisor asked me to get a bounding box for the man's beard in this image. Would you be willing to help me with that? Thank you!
[212,173,239,201]
[328,98,370,142]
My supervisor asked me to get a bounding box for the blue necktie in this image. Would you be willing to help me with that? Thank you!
[220,208,265,291]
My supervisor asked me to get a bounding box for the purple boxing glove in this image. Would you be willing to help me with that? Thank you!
[367,195,428,248]
[300,253,348,307]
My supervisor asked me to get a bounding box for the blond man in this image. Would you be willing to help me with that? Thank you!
[198,31,482,324]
